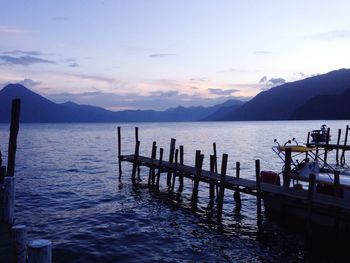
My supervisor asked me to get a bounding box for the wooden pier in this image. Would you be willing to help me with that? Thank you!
[118,127,350,229]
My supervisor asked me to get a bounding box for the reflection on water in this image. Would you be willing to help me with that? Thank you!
[0,121,349,262]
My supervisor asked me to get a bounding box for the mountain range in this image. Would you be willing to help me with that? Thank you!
[1,68,350,122]
[0,84,243,122]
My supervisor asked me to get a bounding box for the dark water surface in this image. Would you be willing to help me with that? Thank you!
[1,121,349,262]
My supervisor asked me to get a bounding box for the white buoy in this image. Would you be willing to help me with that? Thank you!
[3,176,14,224]
[28,239,52,263]
[12,224,27,263]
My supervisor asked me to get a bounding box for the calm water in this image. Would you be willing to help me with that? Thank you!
[1,121,349,262]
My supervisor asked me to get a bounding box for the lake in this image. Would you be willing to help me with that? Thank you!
[1,121,349,262]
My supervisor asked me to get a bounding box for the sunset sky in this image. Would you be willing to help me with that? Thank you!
[1,1,350,110]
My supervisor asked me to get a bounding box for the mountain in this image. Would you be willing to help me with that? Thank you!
[0,84,243,122]
[216,68,350,121]
[201,100,244,121]
[290,88,350,120]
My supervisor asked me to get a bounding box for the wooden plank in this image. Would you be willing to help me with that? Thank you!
[131,141,140,184]
[171,149,179,192]
[209,155,215,199]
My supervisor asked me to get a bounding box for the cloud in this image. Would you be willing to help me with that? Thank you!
[149,53,177,58]
[149,90,179,97]
[18,78,41,87]
[267,78,286,85]
[208,88,239,96]
[259,76,267,83]
[69,73,116,84]
[51,16,69,21]
[0,26,24,34]
[0,55,55,66]
[2,50,43,56]
[254,51,272,55]
[68,62,79,68]
[307,30,350,41]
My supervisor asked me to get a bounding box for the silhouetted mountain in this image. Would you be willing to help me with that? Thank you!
[0,84,243,122]
[202,100,244,121]
[290,89,350,120]
[218,68,350,120]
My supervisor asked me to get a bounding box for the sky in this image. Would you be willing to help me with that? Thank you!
[1,0,350,111]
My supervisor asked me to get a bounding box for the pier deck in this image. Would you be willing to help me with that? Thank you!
[120,154,350,213]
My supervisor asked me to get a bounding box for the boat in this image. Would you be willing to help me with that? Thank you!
[260,126,350,229]
[310,124,330,143]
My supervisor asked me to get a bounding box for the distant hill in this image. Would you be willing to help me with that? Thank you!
[0,84,243,122]
[290,88,350,120]
[215,68,350,121]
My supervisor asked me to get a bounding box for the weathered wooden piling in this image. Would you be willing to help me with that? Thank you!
[7,99,20,177]
[209,155,215,199]
[0,165,6,185]
[155,148,164,190]
[167,139,176,187]
[336,129,342,166]
[255,160,262,230]
[28,239,52,263]
[3,176,14,225]
[178,145,184,189]
[191,151,204,207]
[131,141,140,184]
[283,148,291,188]
[117,127,122,179]
[12,224,27,263]
[341,125,349,167]
[217,154,228,220]
[148,141,157,186]
[135,127,141,179]
[234,161,242,210]
[324,128,331,163]
[171,149,179,192]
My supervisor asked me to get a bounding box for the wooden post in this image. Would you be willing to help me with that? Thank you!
[28,239,52,263]
[131,141,140,184]
[12,224,27,263]
[234,161,242,210]
[171,149,179,192]
[306,131,310,160]
[7,99,20,177]
[191,151,203,207]
[148,141,157,187]
[283,148,291,188]
[135,127,141,179]
[179,145,184,189]
[167,138,176,187]
[213,143,218,196]
[255,159,262,231]
[209,155,215,199]
[217,154,228,220]
[324,128,330,164]
[155,148,164,190]
[336,129,342,166]
[334,170,340,198]
[117,126,122,179]
[3,176,14,225]
[341,125,349,167]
